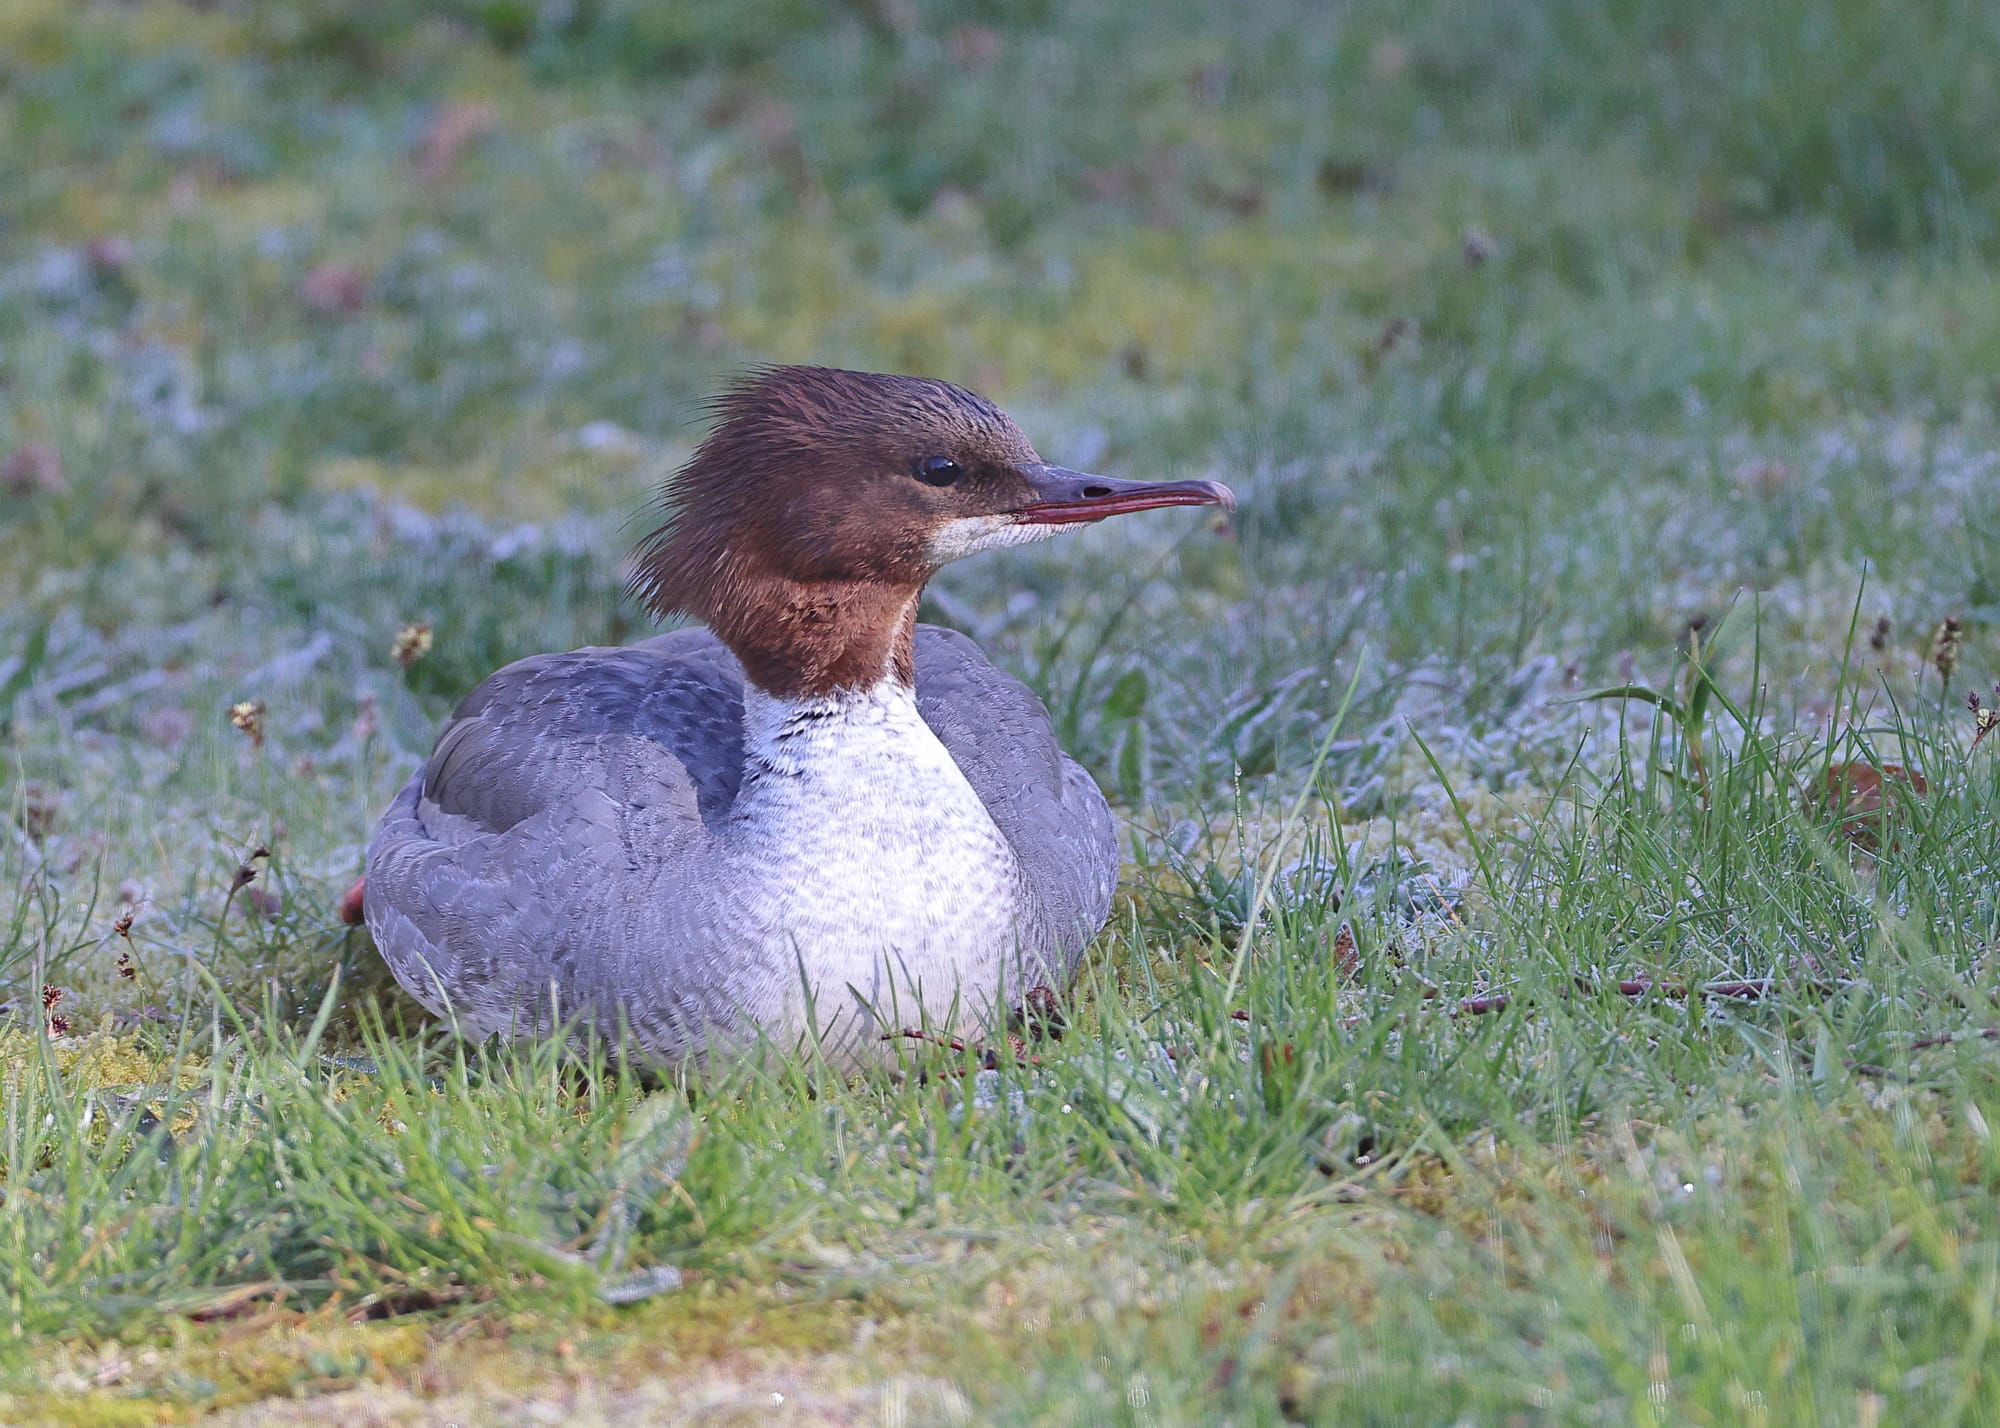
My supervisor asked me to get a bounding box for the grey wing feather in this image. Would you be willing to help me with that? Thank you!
[913,625,1118,967]
[424,630,746,833]
[365,632,750,1043]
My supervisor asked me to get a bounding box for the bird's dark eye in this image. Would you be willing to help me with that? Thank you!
[915,456,962,487]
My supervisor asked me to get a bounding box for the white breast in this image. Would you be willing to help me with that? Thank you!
[724,679,1029,1059]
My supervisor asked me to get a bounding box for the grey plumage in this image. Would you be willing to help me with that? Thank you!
[363,624,1116,1066]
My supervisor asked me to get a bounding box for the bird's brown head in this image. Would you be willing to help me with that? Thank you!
[632,366,1233,698]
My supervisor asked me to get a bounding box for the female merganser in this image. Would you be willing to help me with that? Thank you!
[359,366,1233,1066]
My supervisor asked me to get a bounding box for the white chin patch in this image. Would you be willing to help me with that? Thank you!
[925,515,1069,565]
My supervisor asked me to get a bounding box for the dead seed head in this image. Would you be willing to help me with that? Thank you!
[1931,616,1962,681]
[1022,984,1067,1040]
[392,621,433,669]
[1974,687,2000,751]
[21,782,60,839]
[1331,922,1360,975]
[1374,316,1414,357]
[228,699,267,748]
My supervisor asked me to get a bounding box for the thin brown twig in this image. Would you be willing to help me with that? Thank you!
[880,1028,1042,1072]
[1909,1027,2000,1051]
[1425,975,1827,1018]
[1227,974,1850,1030]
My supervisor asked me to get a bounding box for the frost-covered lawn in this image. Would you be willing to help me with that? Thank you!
[5,1,2000,1421]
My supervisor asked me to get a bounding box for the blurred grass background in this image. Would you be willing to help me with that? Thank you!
[6,0,2000,1421]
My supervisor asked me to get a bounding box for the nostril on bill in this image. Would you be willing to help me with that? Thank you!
[1081,485,1112,498]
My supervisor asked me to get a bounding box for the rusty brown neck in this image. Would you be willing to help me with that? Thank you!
[706,574,921,701]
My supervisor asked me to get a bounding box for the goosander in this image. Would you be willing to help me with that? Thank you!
[359,366,1233,1066]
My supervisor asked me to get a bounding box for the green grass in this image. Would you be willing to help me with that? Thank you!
[5,0,2000,1421]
